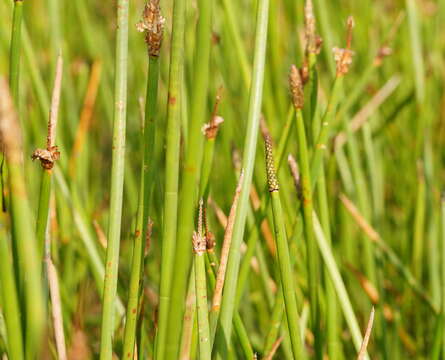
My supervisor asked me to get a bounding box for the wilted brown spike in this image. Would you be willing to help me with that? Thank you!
[304,0,316,54]
[346,16,355,49]
[137,0,165,57]
[289,65,304,109]
[332,16,355,77]
[263,135,279,192]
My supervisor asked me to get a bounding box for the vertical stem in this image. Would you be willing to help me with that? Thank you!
[166,0,213,354]
[0,78,45,360]
[9,0,23,103]
[123,39,161,358]
[0,227,24,360]
[194,241,211,360]
[155,0,186,355]
[99,0,129,357]
[263,136,306,359]
[35,54,63,253]
[214,0,269,356]
[441,194,445,356]
[294,107,319,335]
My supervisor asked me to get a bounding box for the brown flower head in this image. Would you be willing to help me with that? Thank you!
[136,0,165,57]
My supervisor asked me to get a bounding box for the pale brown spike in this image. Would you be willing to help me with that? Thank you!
[137,0,165,57]
[289,65,304,109]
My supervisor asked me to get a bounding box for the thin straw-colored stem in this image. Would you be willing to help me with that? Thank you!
[210,171,243,329]
[99,0,129,356]
[357,307,375,360]
[46,257,67,360]
[339,193,438,313]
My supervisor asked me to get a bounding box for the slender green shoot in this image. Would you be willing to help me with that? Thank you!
[99,0,129,356]
[214,0,270,355]
[264,134,306,359]
[193,200,211,360]
[122,2,164,357]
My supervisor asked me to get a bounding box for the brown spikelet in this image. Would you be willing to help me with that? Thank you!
[333,16,355,77]
[192,199,206,255]
[263,135,279,192]
[289,65,304,109]
[304,0,316,54]
[202,87,224,139]
[137,0,165,57]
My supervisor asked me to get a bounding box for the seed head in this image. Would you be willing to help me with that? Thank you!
[193,199,206,254]
[137,0,165,57]
[31,146,60,170]
[289,65,304,109]
[333,16,355,77]
[263,135,279,193]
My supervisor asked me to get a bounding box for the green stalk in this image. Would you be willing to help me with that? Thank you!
[99,0,129,356]
[317,165,341,359]
[235,107,294,304]
[193,214,211,360]
[35,55,63,254]
[122,4,162,355]
[166,0,213,352]
[263,135,305,359]
[166,0,213,350]
[206,235,254,358]
[289,65,319,338]
[312,212,368,358]
[154,0,186,354]
[441,194,445,356]
[9,0,23,103]
[412,163,425,279]
[214,0,269,355]
[310,77,341,189]
[0,226,24,360]
[0,78,45,360]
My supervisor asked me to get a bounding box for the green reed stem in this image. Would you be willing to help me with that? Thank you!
[35,54,63,255]
[9,0,23,103]
[99,0,129,357]
[264,136,306,360]
[206,245,254,358]
[441,194,445,355]
[313,212,368,358]
[294,106,319,333]
[214,0,269,356]
[166,0,213,354]
[123,48,160,359]
[194,241,211,360]
[155,0,186,355]
[310,77,342,189]
[0,78,45,360]
[317,165,341,359]
[0,226,24,360]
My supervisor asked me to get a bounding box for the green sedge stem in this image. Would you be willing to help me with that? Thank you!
[99,0,129,356]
